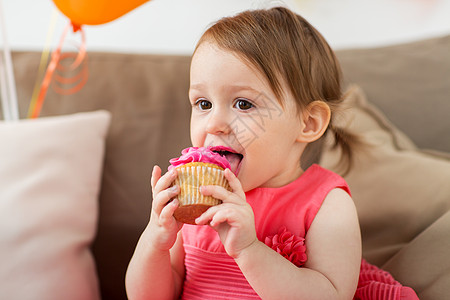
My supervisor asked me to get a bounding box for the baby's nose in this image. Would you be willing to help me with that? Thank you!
[206,110,232,135]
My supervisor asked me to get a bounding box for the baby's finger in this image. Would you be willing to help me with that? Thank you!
[152,168,178,197]
[200,185,241,204]
[209,208,233,228]
[195,204,221,225]
[152,185,180,215]
[159,198,180,227]
[151,165,162,190]
[196,204,236,228]
[224,168,245,199]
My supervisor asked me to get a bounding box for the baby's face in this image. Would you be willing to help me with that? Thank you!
[189,41,305,191]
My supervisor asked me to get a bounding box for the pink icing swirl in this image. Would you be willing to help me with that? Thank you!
[168,147,231,171]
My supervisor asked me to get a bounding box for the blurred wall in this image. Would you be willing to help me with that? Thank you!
[1,0,450,54]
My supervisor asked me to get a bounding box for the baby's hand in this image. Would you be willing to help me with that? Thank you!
[195,168,257,259]
[148,165,183,251]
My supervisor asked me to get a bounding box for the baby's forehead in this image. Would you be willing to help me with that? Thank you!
[192,40,297,107]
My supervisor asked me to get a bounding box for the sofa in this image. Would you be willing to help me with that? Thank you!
[1,34,449,299]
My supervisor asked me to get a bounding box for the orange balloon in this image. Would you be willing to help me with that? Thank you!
[52,0,149,26]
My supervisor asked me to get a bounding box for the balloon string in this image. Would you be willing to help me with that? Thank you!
[27,8,58,119]
[28,22,88,119]
[52,26,88,95]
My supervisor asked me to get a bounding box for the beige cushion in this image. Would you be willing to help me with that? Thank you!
[320,85,450,299]
[0,111,110,300]
[383,210,450,300]
[336,35,450,153]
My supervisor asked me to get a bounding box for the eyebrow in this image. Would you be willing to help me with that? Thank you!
[189,84,260,94]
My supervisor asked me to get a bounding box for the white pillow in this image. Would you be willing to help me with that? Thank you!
[0,111,111,300]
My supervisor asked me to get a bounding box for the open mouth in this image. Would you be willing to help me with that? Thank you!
[210,145,244,175]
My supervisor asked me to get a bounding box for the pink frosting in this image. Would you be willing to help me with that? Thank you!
[168,147,231,170]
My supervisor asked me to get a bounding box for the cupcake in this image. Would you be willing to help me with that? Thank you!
[168,146,242,224]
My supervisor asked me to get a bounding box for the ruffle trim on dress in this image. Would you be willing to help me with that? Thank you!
[264,226,307,267]
[354,259,419,300]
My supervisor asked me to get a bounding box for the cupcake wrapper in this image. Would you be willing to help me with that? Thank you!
[174,162,230,207]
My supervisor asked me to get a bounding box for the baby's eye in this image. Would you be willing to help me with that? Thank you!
[195,99,212,110]
[234,98,254,111]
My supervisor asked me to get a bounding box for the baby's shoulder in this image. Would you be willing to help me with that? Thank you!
[310,188,359,238]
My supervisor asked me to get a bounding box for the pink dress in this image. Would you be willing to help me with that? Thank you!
[181,164,418,299]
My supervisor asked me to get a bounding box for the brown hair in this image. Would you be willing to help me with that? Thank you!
[194,6,361,175]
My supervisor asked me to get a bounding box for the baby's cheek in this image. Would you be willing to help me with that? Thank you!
[232,122,262,148]
[235,166,255,192]
[190,126,203,147]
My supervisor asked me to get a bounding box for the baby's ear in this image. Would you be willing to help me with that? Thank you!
[296,101,331,143]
